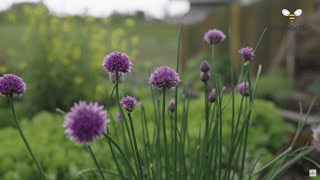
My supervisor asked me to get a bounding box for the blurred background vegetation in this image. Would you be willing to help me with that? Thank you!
[0,0,319,179]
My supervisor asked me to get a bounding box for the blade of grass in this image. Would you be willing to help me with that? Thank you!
[251,147,292,176]
[107,129,125,179]
[269,147,313,179]
[104,133,138,180]
[9,96,47,180]
[86,145,105,180]
[78,168,120,177]
[115,73,140,178]
[248,153,262,180]
[174,24,182,180]
[128,113,143,179]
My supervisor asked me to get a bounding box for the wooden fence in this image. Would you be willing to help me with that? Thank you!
[180,0,318,74]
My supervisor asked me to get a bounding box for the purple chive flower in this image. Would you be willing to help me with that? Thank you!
[64,101,109,144]
[149,66,181,91]
[236,82,250,96]
[208,88,216,102]
[115,112,122,123]
[239,47,255,61]
[120,96,140,113]
[0,74,26,96]
[312,125,320,152]
[108,72,125,83]
[168,98,175,113]
[200,60,210,73]
[204,29,226,45]
[201,72,211,83]
[103,51,132,73]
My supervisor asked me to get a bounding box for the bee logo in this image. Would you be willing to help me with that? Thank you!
[282,9,302,22]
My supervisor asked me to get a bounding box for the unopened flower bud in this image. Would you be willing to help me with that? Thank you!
[201,72,211,83]
[208,88,216,102]
[200,60,210,73]
[168,98,175,112]
[236,82,250,96]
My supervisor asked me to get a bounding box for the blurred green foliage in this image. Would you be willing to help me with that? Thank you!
[0,101,27,128]
[8,5,138,114]
[0,3,180,115]
[256,70,294,101]
[0,111,125,180]
[0,112,92,180]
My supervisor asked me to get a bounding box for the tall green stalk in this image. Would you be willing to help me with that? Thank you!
[106,129,125,179]
[9,96,47,180]
[204,82,209,140]
[239,69,252,180]
[170,112,174,167]
[115,72,140,178]
[86,145,105,180]
[104,133,138,180]
[128,113,143,179]
[162,89,169,178]
[174,24,182,179]
[105,80,125,178]
[150,85,162,178]
[224,65,248,180]
[211,45,214,65]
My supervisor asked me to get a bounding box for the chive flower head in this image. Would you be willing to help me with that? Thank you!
[0,74,26,96]
[64,101,109,144]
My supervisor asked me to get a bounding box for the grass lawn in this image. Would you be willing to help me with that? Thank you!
[0,19,179,71]
[0,24,26,60]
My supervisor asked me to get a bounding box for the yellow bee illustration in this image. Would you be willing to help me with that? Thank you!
[282,9,303,22]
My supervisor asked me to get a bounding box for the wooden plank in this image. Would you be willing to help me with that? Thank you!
[267,0,288,70]
[230,4,241,72]
[282,110,320,124]
[179,0,319,72]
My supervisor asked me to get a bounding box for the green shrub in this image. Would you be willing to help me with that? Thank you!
[0,112,117,180]
[0,102,27,129]
[11,5,138,114]
[256,70,293,101]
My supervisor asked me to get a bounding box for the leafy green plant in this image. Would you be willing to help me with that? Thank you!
[256,70,294,101]
[86,28,316,180]
[14,5,138,114]
[0,96,293,179]
[110,95,292,162]
[0,102,27,128]
[0,112,120,180]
